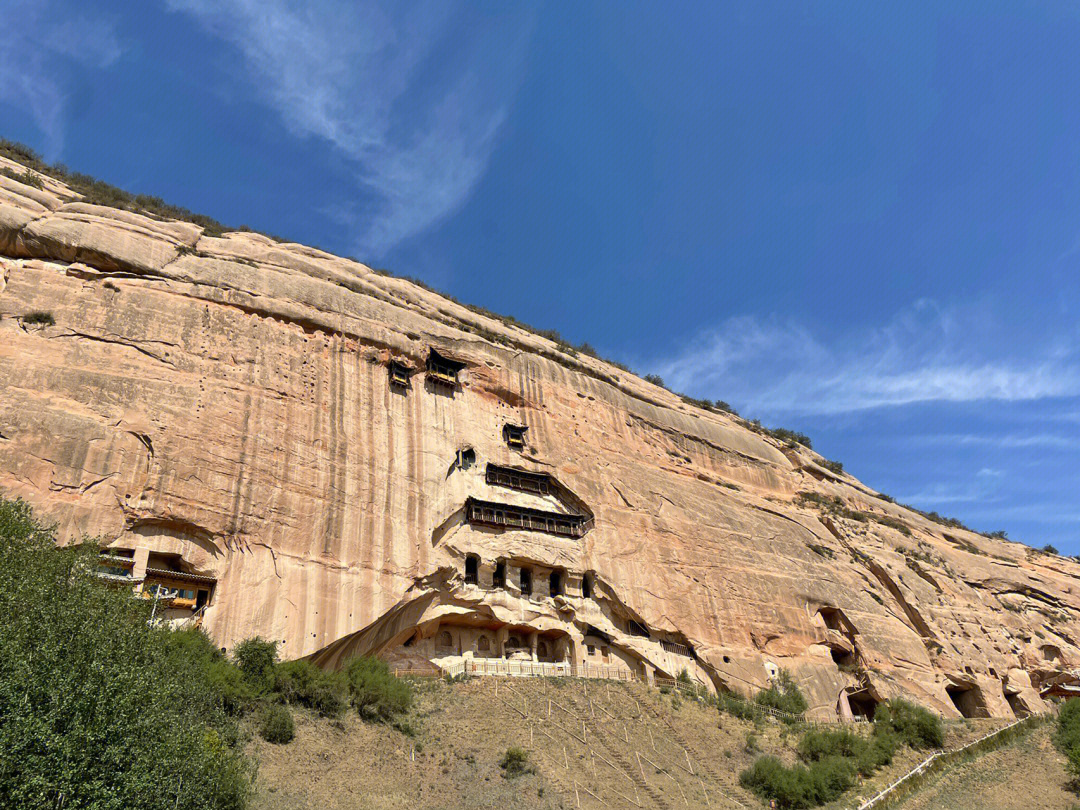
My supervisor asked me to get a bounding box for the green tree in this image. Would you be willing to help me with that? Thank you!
[233,637,278,694]
[0,496,252,809]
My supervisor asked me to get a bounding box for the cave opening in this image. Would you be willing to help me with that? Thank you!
[946,683,989,718]
[1002,685,1031,718]
[846,689,879,719]
[830,646,857,669]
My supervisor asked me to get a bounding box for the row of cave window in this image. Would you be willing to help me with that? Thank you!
[463,554,591,599]
[432,630,559,660]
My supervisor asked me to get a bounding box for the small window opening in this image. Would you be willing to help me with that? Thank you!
[581,574,592,599]
[549,569,564,597]
[601,646,610,661]
[503,424,528,450]
[465,554,479,585]
[587,644,596,656]
[519,567,533,596]
[493,560,506,588]
[628,620,650,638]
[457,447,476,470]
[388,361,411,388]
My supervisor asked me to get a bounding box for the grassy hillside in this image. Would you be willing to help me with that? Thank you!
[248,677,1004,810]
[896,722,1073,810]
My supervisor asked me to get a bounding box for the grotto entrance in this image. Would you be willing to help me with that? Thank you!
[844,687,879,720]
[1002,685,1031,718]
[946,682,990,718]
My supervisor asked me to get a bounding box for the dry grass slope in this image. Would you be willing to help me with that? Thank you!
[249,678,1009,810]
[896,722,1075,810]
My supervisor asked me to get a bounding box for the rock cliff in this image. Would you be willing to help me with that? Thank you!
[1,155,1077,720]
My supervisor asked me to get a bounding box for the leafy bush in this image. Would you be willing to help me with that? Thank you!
[799,727,898,777]
[1043,544,1060,555]
[755,670,808,718]
[275,659,348,717]
[0,496,252,809]
[259,704,295,744]
[798,728,865,762]
[718,690,760,721]
[739,755,856,809]
[22,311,54,326]
[643,374,665,388]
[500,747,533,778]
[344,655,412,722]
[821,459,843,475]
[1053,698,1080,780]
[874,699,943,749]
[233,637,278,694]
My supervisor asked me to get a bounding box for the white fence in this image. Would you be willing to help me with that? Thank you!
[857,714,1042,809]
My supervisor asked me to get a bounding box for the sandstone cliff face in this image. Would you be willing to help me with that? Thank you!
[1,157,1077,720]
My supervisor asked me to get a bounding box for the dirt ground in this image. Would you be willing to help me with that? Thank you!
[247,677,1023,810]
[897,723,1076,810]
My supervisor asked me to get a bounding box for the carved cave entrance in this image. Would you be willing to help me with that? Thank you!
[946,682,990,718]
[1002,684,1031,718]
[844,688,879,720]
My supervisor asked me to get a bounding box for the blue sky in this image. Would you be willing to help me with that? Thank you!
[3,1,1079,551]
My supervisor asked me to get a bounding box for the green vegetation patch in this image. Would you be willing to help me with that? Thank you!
[0,496,253,810]
[739,697,941,809]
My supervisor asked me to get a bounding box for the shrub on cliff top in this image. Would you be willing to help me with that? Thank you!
[0,495,252,809]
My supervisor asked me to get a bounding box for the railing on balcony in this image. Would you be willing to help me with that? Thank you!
[485,464,552,495]
[466,497,588,538]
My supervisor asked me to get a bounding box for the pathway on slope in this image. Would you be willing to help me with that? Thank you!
[896,724,1073,810]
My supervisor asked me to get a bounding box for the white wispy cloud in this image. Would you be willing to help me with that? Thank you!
[0,1,122,156]
[907,432,1080,450]
[167,0,533,258]
[654,300,1080,417]
[898,468,1005,506]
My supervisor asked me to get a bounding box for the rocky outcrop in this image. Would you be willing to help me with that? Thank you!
[1,158,1076,720]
